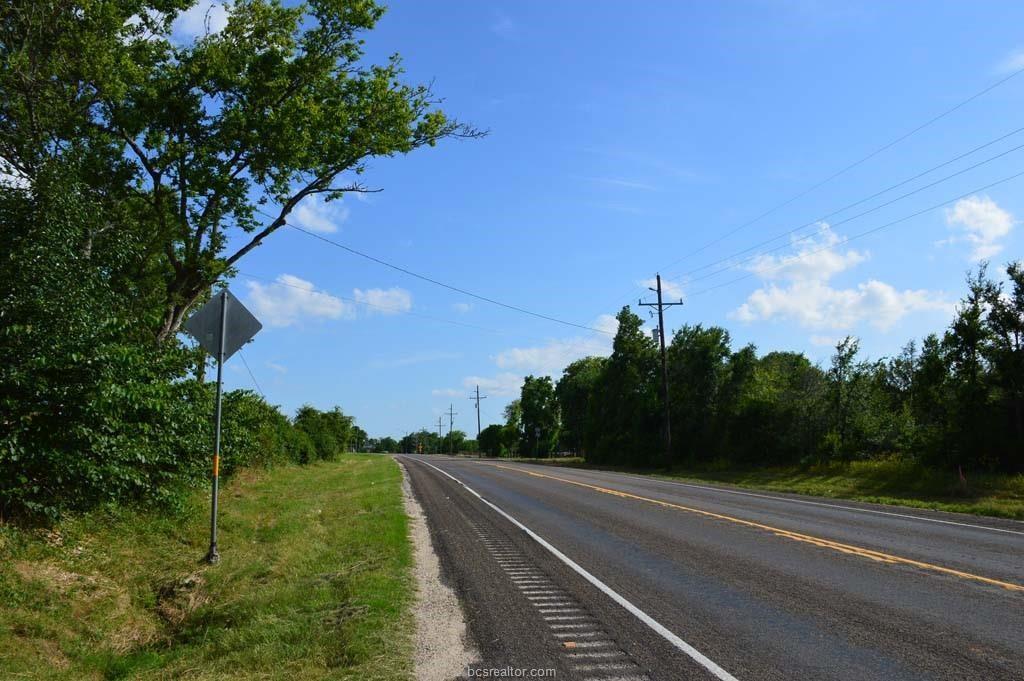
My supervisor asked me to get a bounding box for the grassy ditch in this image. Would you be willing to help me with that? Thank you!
[0,454,413,680]
[493,456,1024,520]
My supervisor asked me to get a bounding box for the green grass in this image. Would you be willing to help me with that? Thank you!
[0,454,413,680]
[498,456,1024,520]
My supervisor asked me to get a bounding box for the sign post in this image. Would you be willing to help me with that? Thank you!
[184,289,262,564]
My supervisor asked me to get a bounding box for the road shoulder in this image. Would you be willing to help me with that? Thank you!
[399,459,479,681]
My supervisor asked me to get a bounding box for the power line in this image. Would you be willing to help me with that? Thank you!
[252,207,613,336]
[638,274,683,467]
[237,349,265,400]
[686,167,1024,298]
[469,384,488,442]
[447,404,458,456]
[675,138,1024,287]
[656,62,1024,272]
[666,124,1024,282]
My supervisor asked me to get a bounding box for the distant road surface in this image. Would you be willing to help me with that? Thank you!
[398,454,1024,681]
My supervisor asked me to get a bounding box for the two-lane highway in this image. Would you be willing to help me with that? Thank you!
[399,455,1024,681]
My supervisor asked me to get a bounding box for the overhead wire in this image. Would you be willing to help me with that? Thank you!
[237,349,266,400]
[686,167,1024,297]
[664,124,1024,283]
[656,62,1024,272]
[674,137,1024,287]
[252,207,613,336]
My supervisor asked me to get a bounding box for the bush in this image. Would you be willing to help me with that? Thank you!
[0,175,208,519]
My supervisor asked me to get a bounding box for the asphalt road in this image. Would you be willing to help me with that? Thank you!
[398,454,1024,681]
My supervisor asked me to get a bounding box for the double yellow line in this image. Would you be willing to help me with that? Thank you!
[489,463,1024,593]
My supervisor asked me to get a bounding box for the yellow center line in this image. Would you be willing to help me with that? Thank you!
[486,463,1024,593]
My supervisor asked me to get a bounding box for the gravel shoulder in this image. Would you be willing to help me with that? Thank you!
[399,459,479,681]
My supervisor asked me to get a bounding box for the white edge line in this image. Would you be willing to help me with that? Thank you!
[404,456,740,681]
[460,457,1024,537]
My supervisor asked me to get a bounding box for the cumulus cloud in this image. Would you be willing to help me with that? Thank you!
[944,195,1014,262]
[809,335,841,348]
[995,47,1024,74]
[463,373,524,398]
[431,388,463,398]
[746,224,868,282]
[639,278,685,301]
[452,302,473,314]
[433,315,619,401]
[173,1,230,40]
[292,195,349,234]
[732,225,950,331]
[353,287,412,314]
[494,315,619,376]
[246,274,352,327]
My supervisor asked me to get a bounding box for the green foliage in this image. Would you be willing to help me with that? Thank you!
[588,307,660,466]
[518,375,559,457]
[0,169,206,519]
[478,424,504,457]
[538,264,1024,476]
[555,357,606,456]
[0,1,470,519]
[294,405,354,461]
[0,0,481,341]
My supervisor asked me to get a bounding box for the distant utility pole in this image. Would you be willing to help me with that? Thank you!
[469,385,487,447]
[447,404,458,456]
[640,273,683,468]
[437,416,445,455]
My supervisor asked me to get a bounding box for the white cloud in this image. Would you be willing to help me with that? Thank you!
[462,373,523,398]
[173,1,230,40]
[452,302,473,314]
[746,224,868,282]
[492,314,619,376]
[433,373,523,399]
[995,47,1024,74]
[246,274,352,327]
[732,225,950,331]
[431,387,463,398]
[639,278,685,301]
[944,195,1014,262]
[353,287,412,314]
[265,362,287,374]
[292,195,349,234]
[433,315,619,402]
[809,335,841,348]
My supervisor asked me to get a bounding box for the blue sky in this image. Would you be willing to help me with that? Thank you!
[195,1,1024,438]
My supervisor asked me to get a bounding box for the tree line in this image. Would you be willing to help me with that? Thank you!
[479,264,1023,476]
[0,0,473,519]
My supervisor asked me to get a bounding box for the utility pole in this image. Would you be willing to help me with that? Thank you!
[640,273,683,468]
[469,385,487,452]
[436,416,445,455]
[447,404,458,456]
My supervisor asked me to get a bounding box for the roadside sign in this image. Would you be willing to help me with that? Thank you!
[182,288,262,564]
[184,289,262,360]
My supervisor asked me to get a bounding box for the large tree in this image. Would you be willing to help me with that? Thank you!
[518,375,559,457]
[0,0,481,340]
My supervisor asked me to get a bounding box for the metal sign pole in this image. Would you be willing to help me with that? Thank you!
[206,291,228,564]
